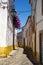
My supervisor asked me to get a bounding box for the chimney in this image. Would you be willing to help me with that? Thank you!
[29,0,32,4]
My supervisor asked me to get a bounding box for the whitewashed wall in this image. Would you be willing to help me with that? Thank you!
[0,1,7,47]
[35,0,43,23]
[6,15,13,46]
[14,28,17,45]
[0,0,14,47]
[22,20,30,47]
[35,0,43,60]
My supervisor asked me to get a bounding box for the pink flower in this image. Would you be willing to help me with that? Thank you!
[13,14,20,28]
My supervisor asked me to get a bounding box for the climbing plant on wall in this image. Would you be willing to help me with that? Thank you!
[13,14,20,29]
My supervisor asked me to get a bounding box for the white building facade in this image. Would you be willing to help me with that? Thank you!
[22,16,31,48]
[0,0,17,57]
[32,0,43,64]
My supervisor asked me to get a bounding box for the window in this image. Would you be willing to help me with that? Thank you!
[42,0,43,15]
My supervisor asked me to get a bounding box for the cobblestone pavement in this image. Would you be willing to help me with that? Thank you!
[0,48,33,65]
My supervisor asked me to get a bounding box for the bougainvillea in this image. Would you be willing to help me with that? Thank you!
[13,14,20,29]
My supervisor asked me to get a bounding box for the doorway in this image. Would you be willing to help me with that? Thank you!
[23,38,25,48]
[40,32,43,64]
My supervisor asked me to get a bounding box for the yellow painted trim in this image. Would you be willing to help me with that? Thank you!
[32,51,36,58]
[0,46,13,57]
[14,44,18,49]
[36,52,40,61]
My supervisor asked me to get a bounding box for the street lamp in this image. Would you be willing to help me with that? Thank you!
[10,9,17,50]
[10,9,17,17]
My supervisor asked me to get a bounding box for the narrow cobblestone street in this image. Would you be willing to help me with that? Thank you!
[0,48,33,65]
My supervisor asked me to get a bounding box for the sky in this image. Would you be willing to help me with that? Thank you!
[14,0,31,32]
